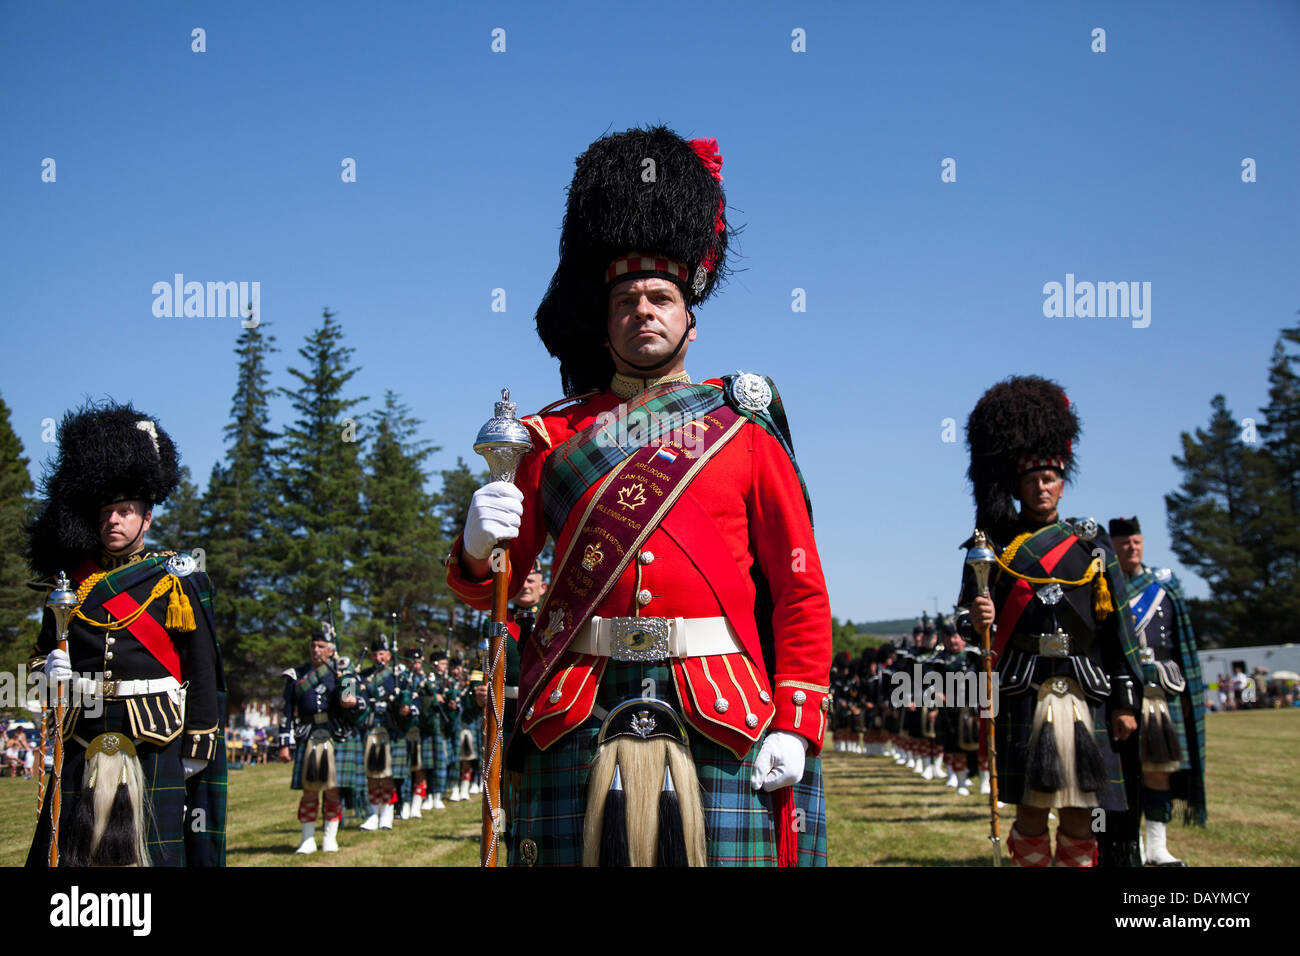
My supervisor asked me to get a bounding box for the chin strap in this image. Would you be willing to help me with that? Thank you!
[609,316,695,374]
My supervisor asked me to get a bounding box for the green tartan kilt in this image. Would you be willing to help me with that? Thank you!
[291,733,366,791]
[508,661,828,867]
[28,708,188,867]
[388,728,410,778]
[428,733,454,791]
[996,684,1127,811]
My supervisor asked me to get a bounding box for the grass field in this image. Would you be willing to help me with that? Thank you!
[3,708,1296,866]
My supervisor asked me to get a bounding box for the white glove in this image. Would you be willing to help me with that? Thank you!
[182,758,208,779]
[750,731,808,792]
[463,481,524,562]
[44,648,72,684]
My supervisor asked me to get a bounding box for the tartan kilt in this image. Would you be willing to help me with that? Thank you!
[420,733,435,768]
[27,705,188,866]
[1142,666,1191,772]
[291,732,365,791]
[389,728,410,779]
[509,661,828,867]
[429,733,454,791]
[996,684,1127,811]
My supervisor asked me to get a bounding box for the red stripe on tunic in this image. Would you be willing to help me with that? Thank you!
[102,590,183,681]
[992,534,1078,657]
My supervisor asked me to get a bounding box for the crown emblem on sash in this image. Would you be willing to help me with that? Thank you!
[617,483,647,510]
[582,542,604,571]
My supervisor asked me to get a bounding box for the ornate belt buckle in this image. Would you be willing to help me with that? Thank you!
[608,617,671,662]
[1140,646,1156,664]
[100,679,119,697]
[1039,630,1070,658]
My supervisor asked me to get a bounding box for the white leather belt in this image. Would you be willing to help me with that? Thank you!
[569,616,742,662]
[74,676,181,698]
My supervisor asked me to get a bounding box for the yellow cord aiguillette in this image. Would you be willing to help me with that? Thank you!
[71,572,196,632]
[992,533,1114,621]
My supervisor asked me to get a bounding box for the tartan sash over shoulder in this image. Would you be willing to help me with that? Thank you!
[993,522,1143,682]
[539,376,812,540]
[1123,568,1207,825]
[540,383,728,539]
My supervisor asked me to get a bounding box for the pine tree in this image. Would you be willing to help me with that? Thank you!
[1166,395,1271,645]
[356,391,445,652]
[0,394,36,676]
[435,457,490,649]
[1252,318,1300,637]
[203,322,281,704]
[269,309,369,664]
[147,465,203,553]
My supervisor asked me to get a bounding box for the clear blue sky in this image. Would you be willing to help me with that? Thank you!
[2,1,1297,623]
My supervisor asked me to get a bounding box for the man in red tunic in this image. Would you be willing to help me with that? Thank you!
[446,126,832,866]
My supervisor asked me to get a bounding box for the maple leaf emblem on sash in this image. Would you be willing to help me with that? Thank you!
[617,482,647,510]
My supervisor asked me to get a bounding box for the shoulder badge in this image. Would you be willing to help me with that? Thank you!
[166,552,198,578]
[1071,517,1098,542]
[729,372,772,413]
[1154,567,1172,583]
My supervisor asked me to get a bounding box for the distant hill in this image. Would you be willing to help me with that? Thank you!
[854,619,915,636]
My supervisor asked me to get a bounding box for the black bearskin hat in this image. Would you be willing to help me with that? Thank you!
[965,375,1080,530]
[1109,516,1141,537]
[26,401,180,578]
[535,125,730,396]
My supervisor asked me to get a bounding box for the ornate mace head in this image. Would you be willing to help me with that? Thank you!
[965,529,996,597]
[474,388,533,482]
[46,571,78,637]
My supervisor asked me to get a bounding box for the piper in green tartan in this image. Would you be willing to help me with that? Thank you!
[398,645,429,819]
[279,615,367,853]
[356,635,411,830]
[416,649,452,809]
[1109,517,1207,866]
[25,401,227,867]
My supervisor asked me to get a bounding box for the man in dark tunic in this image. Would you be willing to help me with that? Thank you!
[957,377,1143,867]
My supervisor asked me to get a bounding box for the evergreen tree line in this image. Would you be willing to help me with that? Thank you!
[0,310,492,706]
[1167,315,1300,647]
[5,312,1296,704]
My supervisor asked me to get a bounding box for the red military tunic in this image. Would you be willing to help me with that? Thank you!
[446,376,832,759]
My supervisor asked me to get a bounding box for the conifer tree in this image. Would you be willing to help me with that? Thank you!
[0,394,36,675]
[269,309,368,664]
[204,322,281,702]
[357,391,445,650]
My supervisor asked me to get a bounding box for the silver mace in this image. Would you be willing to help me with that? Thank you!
[964,530,1002,866]
[45,571,79,867]
[473,388,532,868]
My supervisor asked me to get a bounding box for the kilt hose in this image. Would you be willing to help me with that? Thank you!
[291,733,366,791]
[28,717,188,867]
[996,685,1127,811]
[509,661,827,867]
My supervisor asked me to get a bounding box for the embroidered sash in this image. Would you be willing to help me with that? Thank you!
[519,400,748,721]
